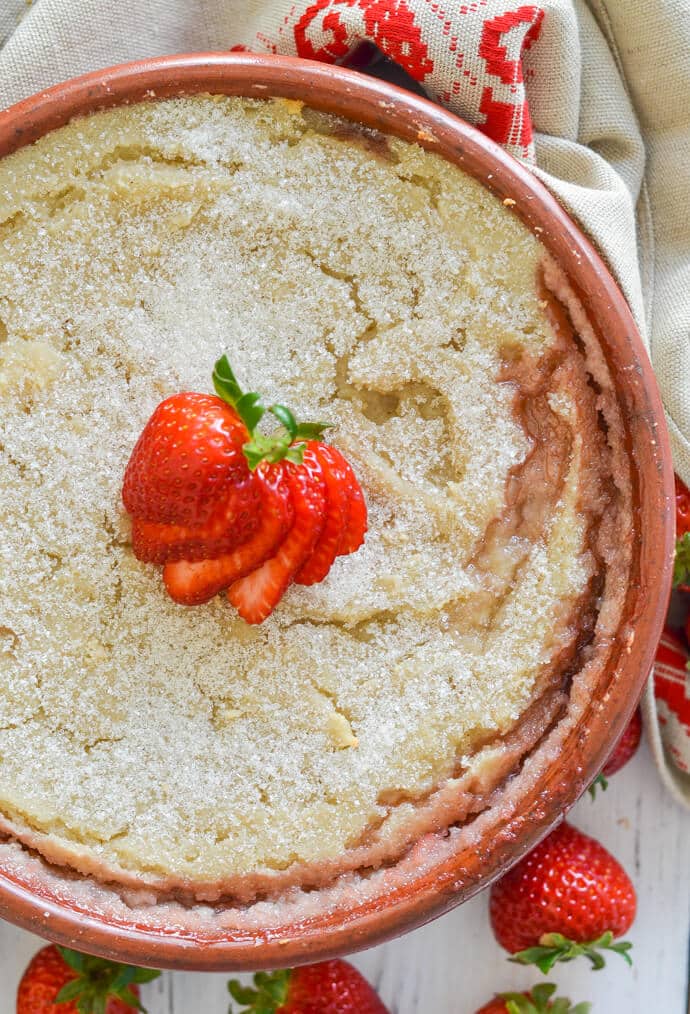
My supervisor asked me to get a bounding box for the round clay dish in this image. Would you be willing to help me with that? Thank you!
[0,54,674,970]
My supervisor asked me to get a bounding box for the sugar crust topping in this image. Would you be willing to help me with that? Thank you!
[0,97,615,893]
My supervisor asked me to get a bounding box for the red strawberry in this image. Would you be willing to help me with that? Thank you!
[227,960,389,1013]
[673,474,690,590]
[229,447,327,623]
[295,442,350,585]
[489,822,636,971]
[602,707,643,775]
[329,446,368,555]
[131,478,260,564]
[589,707,643,796]
[675,474,690,537]
[163,465,293,605]
[16,944,159,1014]
[123,392,252,526]
[475,983,590,1014]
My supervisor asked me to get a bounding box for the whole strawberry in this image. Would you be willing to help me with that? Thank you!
[489,822,635,971]
[589,707,642,796]
[16,944,159,1013]
[475,983,590,1014]
[228,960,389,1013]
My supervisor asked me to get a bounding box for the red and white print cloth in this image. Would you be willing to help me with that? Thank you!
[232,2,546,161]
[648,629,690,800]
[1,0,689,805]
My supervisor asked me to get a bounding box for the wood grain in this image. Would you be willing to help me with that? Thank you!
[0,741,687,1013]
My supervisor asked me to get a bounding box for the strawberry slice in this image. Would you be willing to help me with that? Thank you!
[163,465,293,605]
[228,447,327,623]
[131,477,260,564]
[328,446,368,556]
[294,442,350,586]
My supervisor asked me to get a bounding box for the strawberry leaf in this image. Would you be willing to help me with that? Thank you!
[213,356,266,434]
[499,983,590,1014]
[293,421,332,440]
[511,931,633,973]
[269,404,298,438]
[284,444,306,465]
[227,969,291,1013]
[236,392,266,434]
[54,946,160,1013]
[587,773,608,799]
[530,983,557,1005]
[504,997,534,1014]
[110,966,137,990]
[132,969,163,984]
[213,354,245,406]
[213,355,332,469]
[119,987,146,1012]
[673,532,690,587]
[59,947,87,972]
[56,979,85,1002]
[242,432,290,470]
[228,981,258,1005]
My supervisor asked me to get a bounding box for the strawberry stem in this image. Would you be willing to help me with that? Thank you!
[55,947,160,1012]
[500,983,591,1014]
[510,932,633,973]
[212,355,331,471]
[674,532,690,587]
[587,773,608,799]
[227,969,291,1012]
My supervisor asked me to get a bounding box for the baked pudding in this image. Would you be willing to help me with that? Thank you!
[0,96,632,904]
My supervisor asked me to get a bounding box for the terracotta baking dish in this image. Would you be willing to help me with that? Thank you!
[0,53,674,971]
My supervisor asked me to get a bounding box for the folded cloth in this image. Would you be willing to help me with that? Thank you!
[1,0,688,803]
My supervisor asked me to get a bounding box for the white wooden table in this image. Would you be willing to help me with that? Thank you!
[0,739,687,1013]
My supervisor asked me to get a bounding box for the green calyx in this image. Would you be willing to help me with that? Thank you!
[227,969,292,1013]
[500,982,591,1014]
[55,947,160,1014]
[587,772,608,799]
[511,931,633,974]
[673,532,690,587]
[212,355,331,471]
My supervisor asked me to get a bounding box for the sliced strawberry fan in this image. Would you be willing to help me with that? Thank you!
[228,448,328,624]
[123,354,367,624]
[164,465,294,605]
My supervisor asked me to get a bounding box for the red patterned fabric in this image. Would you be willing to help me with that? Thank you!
[654,629,690,774]
[235,1,545,160]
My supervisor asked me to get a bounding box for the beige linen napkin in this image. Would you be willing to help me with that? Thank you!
[1,0,688,803]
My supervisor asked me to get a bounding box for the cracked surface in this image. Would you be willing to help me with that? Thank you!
[0,96,631,899]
